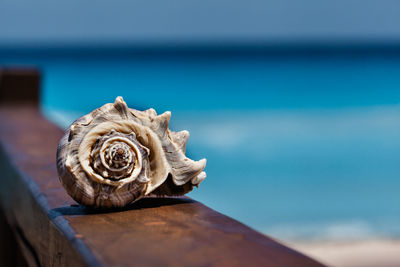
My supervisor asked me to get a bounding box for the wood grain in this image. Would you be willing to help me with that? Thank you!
[0,105,324,267]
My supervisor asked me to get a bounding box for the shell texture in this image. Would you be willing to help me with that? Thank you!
[56,97,207,208]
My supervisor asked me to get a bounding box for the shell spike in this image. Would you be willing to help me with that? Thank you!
[171,158,207,186]
[197,158,207,171]
[192,171,207,185]
[145,108,157,117]
[114,96,125,104]
[170,130,190,153]
[159,111,171,123]
[155,111,171,134]
[113,96,130,119]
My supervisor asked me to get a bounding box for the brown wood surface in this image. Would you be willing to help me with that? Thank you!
[0,104,324,267]
[0,68,40,105]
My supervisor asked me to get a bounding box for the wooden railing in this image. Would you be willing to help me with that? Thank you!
[0,69,323,266]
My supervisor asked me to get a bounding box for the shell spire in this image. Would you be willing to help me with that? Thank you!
[56,96,207,208]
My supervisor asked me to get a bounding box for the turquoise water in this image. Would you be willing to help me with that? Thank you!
[3,50,400,241]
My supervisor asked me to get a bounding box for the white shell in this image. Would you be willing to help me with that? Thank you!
[56,97,207,208]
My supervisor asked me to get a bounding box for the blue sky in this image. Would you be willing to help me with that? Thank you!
[1,0,400,46]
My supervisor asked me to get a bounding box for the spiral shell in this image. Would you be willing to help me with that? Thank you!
[56,97,207,208]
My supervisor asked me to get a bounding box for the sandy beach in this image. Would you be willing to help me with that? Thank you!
[290,239,400,267]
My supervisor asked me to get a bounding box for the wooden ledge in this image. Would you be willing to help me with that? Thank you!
[0,105,323,266]
[0,68,40,105]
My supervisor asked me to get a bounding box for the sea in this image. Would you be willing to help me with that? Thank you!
[2,46,400,242]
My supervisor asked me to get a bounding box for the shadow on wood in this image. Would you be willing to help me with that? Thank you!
[49,197,195,217]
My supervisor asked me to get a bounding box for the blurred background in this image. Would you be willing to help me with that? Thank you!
[1,1,400,266]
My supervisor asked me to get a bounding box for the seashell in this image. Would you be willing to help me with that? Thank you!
[56,97,207,208]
